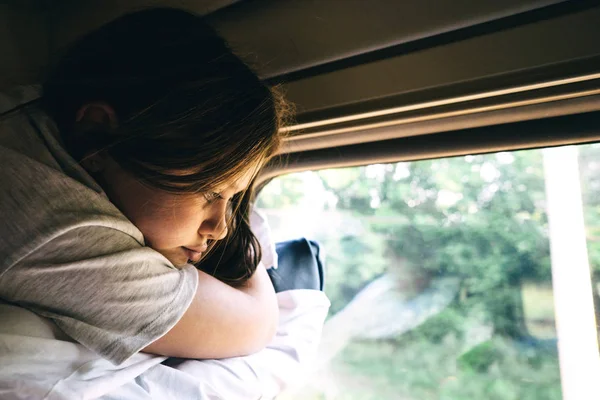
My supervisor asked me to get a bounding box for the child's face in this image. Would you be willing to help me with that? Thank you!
[99,158,255,267]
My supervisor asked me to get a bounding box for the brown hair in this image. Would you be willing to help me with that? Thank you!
[42,8,290,285]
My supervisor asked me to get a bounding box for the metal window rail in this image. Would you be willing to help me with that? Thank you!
[279,72,600,155]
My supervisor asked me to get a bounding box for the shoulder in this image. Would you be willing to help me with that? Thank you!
[0,86,143,270]
[0,85,41,114]
[0,145,143,271]
[0,86,61,170]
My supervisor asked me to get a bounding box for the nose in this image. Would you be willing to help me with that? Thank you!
[198,202,228,240]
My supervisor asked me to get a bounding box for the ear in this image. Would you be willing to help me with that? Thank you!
[75,102,118,128]
[75,102,117,174]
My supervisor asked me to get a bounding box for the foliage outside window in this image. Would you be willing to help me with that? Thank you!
[257,144,600,400]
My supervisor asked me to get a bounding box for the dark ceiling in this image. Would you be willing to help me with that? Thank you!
[209,0,566,80]
[212,0,600,121]
[5,0,600,123]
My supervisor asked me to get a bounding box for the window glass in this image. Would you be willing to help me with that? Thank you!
[257,144,600,400]
[578,144,600,345]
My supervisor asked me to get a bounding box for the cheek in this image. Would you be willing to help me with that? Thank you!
[107,178,203,249]
[134,202,204,250]
[100,163,205,253]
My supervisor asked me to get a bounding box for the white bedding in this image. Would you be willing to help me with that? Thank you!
[0,289,329,400]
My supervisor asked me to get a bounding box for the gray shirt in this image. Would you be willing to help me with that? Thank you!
[0,89,198,365]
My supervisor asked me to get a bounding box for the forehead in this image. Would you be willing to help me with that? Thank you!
[216,164,259,195]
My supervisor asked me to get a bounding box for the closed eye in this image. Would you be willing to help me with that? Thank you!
[204,191,243,205]
[203,192,223,204]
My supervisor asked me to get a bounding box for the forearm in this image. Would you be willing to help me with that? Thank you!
[238,263,278,310]
[230,264,279,351]
[168,290,331,400]
[143,265,278,359]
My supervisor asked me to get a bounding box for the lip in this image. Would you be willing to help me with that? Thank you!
[183,244,208,263]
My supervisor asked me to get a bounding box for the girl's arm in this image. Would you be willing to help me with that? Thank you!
[142,264,279,359]
[164,290,331,399]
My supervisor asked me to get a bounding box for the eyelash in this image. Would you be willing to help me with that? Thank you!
[204,192,223,204]
[204,192,238,205]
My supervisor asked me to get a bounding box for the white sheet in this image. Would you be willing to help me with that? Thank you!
[0,289,329,400]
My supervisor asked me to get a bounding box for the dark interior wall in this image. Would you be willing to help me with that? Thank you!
[0,0,48,89]
[0,0,238,89]
[45,0,239,58]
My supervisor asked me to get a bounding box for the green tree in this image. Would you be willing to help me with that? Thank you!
[258,145,600,400]
[313,151,551,338]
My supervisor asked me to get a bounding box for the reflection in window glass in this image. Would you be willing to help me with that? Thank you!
[257,145,600,399]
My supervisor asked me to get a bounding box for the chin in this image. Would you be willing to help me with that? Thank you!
[172,255,192,269]
[156,249,189,269]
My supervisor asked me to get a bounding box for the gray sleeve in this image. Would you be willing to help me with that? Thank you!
[0,226,198,365]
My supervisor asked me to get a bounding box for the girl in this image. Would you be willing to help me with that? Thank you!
[0,8,288,365]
